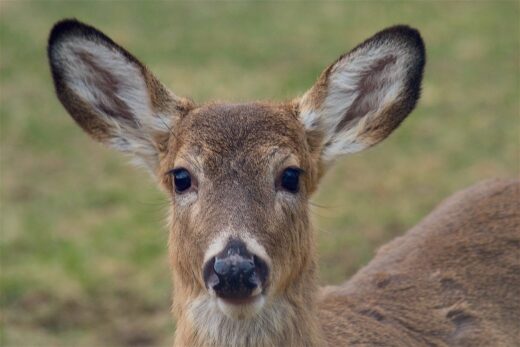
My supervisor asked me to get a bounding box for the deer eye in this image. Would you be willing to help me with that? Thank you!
[171,168,192,193]
[279,167,302,193]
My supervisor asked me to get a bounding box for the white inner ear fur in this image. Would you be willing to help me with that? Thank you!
[53,38,172,170]
[301,40,413,162]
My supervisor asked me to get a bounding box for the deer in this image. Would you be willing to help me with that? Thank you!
[47,19,520,347]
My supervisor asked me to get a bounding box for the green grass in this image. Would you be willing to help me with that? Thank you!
[1,1,518,346]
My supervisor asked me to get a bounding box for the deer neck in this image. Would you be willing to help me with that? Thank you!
[172,261,325,347]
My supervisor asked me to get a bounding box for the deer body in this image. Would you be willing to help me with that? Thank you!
[319,178,520,346]
[47,20,520,347]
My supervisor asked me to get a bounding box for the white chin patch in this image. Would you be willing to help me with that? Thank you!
[217,295,265,320]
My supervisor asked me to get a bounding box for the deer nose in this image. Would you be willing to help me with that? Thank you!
[203,239,269,301]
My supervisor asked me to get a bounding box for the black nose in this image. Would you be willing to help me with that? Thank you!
[203,239,268,300]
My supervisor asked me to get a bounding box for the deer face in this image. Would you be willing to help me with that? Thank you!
[48,19,424,321]
[162,102,318,318]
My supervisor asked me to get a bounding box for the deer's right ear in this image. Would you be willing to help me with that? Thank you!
[47,19,193,173]
[298,26,425,166]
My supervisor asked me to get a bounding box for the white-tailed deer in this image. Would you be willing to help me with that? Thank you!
[48,19,519,347]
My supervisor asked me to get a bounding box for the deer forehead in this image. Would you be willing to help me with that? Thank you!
[168,102,310,173]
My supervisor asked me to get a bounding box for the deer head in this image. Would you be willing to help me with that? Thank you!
[48,19,424,346]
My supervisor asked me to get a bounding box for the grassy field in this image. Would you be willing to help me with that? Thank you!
[1,1,518,346]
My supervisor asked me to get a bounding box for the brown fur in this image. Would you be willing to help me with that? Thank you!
[319,179,520,346]
[47,19,519,346]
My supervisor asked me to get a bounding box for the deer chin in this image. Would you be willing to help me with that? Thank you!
[189,292,267,325]
[216,294,266,320]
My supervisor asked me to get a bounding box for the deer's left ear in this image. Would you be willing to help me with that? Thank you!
[299,25,425,164]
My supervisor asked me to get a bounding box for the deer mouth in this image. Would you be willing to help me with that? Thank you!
[219,291,263,306]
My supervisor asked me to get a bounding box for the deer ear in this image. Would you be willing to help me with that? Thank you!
[299,25,425,164]
[47,19,193,173]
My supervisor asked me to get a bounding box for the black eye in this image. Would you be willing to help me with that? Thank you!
[280,167,302,193]
[171,168,192,193]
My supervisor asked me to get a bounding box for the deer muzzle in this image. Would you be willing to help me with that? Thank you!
[203,238,269,304]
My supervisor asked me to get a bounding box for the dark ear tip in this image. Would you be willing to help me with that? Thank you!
[49,19,85,48]
[48,19,86,60]
[47,19,138,68]
[48,19,111,59]
[379,25,425,57]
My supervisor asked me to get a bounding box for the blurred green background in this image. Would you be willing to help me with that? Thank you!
[1,1,518,346]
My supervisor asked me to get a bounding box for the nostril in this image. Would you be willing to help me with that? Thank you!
[253,255,269,286]
[245,271,260,290]
[203,257,218,289]
[206,272,220,290]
